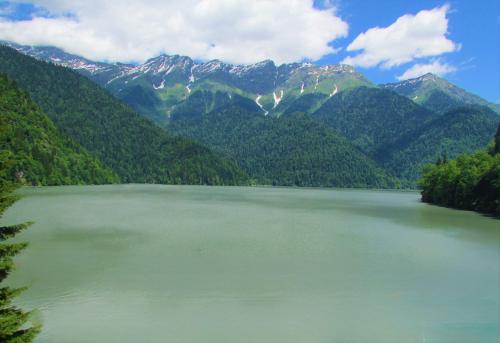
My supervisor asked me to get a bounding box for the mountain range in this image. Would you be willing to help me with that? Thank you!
[1,42,499,188]
[0,45,248,186]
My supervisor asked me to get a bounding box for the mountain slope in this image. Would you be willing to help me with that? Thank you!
[5,42,373,125]
[376,106,500,182]
[169,96,396,188]
[0,74,118,185]
[312,87,437,155]
[0,45,248,185]
[381,73,499,114]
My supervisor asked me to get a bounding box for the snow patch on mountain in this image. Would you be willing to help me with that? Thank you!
[189,65,197,82]
[255,95,268,115]
[273,90,284,108]
[300,82,305,94]
[153,79,165,90]
[330,84,338,97]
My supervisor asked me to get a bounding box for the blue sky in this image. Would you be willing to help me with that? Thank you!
[0,0,498,102]
[316,0,499,102]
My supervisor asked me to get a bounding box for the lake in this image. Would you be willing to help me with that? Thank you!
[3,184,499,343]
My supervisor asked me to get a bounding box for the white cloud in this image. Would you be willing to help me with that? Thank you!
[342,5,459,69]
[397,60,457,80]
[0,0,349,64]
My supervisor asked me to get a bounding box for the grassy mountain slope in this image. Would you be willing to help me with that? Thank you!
[0,45,248,185]
[0,74,118,185]
[381,73,499,115]
[170,95,396,188]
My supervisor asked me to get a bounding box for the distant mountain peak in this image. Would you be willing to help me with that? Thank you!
[381,72,498,115]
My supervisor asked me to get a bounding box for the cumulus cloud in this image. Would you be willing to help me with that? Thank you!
[342,5,459,69]
[397,60,457,80]
[0,0,349,64]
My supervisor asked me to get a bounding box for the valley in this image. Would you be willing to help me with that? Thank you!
[1,42,498,189]
[0,2,499,342]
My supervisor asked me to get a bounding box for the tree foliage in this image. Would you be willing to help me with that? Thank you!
[377,106,499,185]
[0,46,248,186]
[0,152,40,342]
[0,74,119,185]
[311,88,498,186]
[419,125,500,216]
[170,94,397,188]
[312,87,437,156]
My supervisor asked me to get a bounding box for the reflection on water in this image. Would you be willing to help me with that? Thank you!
[3,185,499,343]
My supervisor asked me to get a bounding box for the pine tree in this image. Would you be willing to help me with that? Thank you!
[0,151,40,342]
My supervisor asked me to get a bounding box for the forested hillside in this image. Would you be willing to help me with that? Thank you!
[0,74,118,185]
[311,88,498,185]
[419,125,500,216]
[312,87,437,155]
[170,96,396,188]
[0,46,248,186]
[377,106,499,182]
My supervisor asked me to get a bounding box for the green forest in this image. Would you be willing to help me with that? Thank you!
[419,125,500,216]
[170,94,396,188]
[0,74,118,185]
[0,152,40,342]
[0,46,248,186]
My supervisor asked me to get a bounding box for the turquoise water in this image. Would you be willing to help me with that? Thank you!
[3,184,499,343]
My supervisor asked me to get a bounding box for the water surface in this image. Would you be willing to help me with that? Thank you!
[3,185,499,343]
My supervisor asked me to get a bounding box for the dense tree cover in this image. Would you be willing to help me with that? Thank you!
[0,46,248,186]
[0,74,118,185]
[376,106,499,185]
[0,153,40,342]
[419,125,500,216]
[311,88,498,185]
[418,90,470,115]
[312,87,437,156]
[170,98,397,188]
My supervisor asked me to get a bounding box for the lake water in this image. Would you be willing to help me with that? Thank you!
[3,184,499,343]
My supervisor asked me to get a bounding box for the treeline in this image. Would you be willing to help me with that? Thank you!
[0,74,118,185]
[419,125,500,216]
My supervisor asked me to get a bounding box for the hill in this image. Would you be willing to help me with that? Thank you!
[0,74,118,185]
[170,93,396,188]
[376,106,499,182]
[0,45,248,185]
[312,87,437,156]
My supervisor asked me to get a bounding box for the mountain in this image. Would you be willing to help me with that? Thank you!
[4,42,373,126]
[376,105,500,182]
[381,73,500,115]
[169,92,397,188]
[0,74,118,185]
[0,45,249,186]
[312,87,438,156]
[4,42,498,188]
[311,88,499,185]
